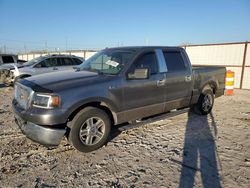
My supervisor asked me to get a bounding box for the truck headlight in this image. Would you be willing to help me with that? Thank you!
[32,93,60,109]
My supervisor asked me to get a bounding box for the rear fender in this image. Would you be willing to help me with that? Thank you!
[201,79,218,94]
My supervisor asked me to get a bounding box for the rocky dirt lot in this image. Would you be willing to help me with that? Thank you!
[0,85,249,188]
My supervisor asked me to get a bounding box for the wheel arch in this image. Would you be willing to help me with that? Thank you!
[67,99,118,127]
[201,80,218,95]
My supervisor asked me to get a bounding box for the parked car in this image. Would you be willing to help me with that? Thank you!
[0,54,84,85]
[0,54,27,85]
[12,46,226,152]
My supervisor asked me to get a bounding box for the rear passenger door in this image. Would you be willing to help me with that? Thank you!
[163,49,193,110]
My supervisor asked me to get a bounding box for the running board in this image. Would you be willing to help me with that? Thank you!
[116,107,190,131]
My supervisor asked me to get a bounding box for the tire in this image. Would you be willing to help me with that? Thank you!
[193,89,214,115]
[68,107,111,152]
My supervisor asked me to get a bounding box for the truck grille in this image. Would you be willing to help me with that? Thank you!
[14,83,33,110]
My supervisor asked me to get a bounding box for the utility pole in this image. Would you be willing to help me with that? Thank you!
[24,44,27,54]
[3,45,7,53]
[45,41,48,54]
[145,38,149,46]
[66,37,68,52]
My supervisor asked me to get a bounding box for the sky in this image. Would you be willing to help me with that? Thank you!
[0,0,250,53]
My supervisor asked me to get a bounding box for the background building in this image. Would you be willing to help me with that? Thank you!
[18,42,250,89]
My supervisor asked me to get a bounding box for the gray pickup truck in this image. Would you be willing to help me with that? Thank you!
[13,46,226,152]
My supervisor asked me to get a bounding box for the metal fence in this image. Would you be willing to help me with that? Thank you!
[184,42,249,89]
[18,42,250,89]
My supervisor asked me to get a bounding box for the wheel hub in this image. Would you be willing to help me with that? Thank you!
[79,117,105,145]
[88,126,97,135]
[202,94,212,112]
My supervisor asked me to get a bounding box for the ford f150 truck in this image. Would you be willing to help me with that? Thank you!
[12,46,226,152]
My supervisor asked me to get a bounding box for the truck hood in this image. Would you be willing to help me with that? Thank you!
[25,69,105,92]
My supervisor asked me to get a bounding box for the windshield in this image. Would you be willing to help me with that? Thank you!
[22,56,45,67]
[79,50,135,75]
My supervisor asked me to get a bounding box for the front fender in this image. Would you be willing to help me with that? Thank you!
[65,97,119,124]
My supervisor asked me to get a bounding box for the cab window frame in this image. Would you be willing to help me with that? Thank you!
[163,50,188,73]
[127,51,159,77]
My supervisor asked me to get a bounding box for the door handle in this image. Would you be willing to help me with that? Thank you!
[53,67,58,70]
[157,79,166,86]
[185,75,192,82]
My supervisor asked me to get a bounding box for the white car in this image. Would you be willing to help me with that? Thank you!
[0,54,84,85]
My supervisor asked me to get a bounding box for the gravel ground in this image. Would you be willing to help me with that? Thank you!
[0,85,249,188]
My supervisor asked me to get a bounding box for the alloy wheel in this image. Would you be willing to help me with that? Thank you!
[79,117,105,145]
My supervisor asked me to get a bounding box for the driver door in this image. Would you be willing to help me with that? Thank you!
[121,51,167,121]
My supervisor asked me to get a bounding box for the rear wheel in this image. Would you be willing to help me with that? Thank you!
[68,107,111,152]
[193,89,214,115]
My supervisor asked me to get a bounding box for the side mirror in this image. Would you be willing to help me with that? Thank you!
[127,68,149,80]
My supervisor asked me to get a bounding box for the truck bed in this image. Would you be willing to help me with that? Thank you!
[192,65,226,97]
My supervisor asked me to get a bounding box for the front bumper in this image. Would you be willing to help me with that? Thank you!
[14,114,66,146]
[12,99,68,125]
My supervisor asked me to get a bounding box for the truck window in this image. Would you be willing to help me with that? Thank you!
[163,51,186,72]
[2,56,14,63]
[132,52,158,75]
[80,50,135,75]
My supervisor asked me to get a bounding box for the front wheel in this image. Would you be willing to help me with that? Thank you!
[193,89,214,115]
[68,107,111,152]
